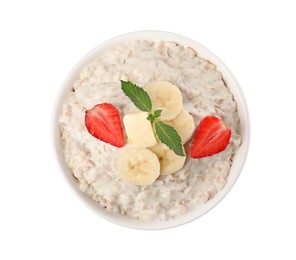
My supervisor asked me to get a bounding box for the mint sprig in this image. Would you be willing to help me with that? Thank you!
[147,109,162,122]
[154,120,185,156]
[120,80,185,157]
[120,80,152,112]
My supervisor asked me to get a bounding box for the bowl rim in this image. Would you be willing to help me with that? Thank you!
[51,30,250,230]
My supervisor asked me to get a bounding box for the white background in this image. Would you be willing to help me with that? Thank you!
[1,0,295,259]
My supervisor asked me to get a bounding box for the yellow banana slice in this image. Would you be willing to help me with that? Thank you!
[163,108,195,144]
[144,81,183,120]
[149,143,186,175]
[117,147,160,185]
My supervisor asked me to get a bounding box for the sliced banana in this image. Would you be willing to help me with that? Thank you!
[149,143,186,175]
[117,147,160,185]
[144,81,183,120]
[163,108,195,144]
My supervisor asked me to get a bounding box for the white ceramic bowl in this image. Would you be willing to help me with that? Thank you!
[52,31,250,230]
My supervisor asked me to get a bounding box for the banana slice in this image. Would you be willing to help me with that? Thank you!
[117,147,160,185]
[163,108,195,144]
[149,143,186,175]
[144,81,183,120]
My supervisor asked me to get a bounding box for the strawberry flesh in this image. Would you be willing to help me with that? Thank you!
[85,103,125,148]
[190,116,231,158]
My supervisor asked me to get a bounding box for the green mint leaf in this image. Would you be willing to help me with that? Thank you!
[147,114,154,122]
[153,109,162,118]
[120,80,152,112]
[147,110,162,122]
[154,120,185,156]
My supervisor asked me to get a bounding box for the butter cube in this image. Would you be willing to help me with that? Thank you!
[123,112,157,148]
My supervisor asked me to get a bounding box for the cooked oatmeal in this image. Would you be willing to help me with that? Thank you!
[59,40,241,221]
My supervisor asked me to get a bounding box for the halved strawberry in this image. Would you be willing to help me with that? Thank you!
[85,103,125,148]
[190,116,231,158]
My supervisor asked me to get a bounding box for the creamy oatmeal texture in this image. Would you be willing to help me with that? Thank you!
[59,40,241,221]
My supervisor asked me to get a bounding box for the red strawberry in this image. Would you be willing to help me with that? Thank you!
[85,103,125,148]
[190,116,231,158]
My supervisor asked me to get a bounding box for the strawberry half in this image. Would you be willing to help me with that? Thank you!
[190,116,231,158]
[85,103,125,148]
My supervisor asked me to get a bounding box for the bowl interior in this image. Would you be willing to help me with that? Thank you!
[52,31,250,230]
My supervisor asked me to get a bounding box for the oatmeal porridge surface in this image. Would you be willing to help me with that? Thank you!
[59,40,241,221]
